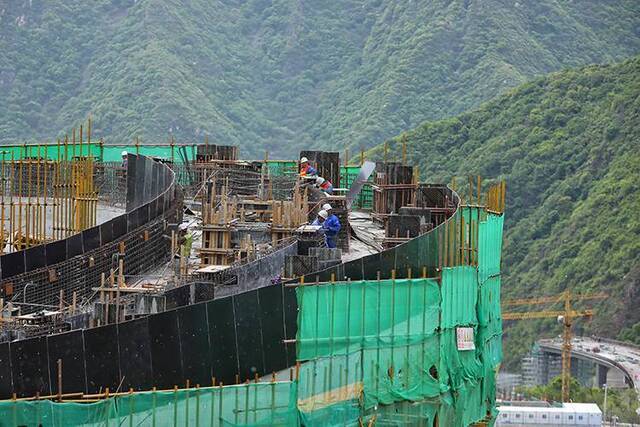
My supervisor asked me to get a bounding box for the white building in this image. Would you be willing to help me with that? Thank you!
[496,403,602,426]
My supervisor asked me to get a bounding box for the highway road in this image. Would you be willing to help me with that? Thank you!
[539,336,640,393]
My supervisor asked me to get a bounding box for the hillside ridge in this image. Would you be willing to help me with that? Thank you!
[1,0,639,156]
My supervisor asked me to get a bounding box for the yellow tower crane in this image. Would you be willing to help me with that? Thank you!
[502,290,607,402]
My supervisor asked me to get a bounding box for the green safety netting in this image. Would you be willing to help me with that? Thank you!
[478,275,502,340]
[267,161,298,177]
[478,213,504,283]
[366,399,440,426]
[361,339,443,407]
[296,278,440,360]
[297,352,363,426]
[0,143,299,166]
[440,266,478,329]
[0,382,298,427]
[0,143,102,160]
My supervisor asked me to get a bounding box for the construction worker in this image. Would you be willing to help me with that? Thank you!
[121,150,128,168]
[311,209,341,248]
[299,157,317,176]
[322,203,332,213]
[321,209,341,249]
[311,211,324,226]
[316,176,333,195]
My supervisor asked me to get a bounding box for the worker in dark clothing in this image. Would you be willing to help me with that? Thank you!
[299,157,317,177]
[315,209,341,248]
[315,176,334,195]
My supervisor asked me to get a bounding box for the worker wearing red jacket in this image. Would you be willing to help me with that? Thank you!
[315,177,333,195]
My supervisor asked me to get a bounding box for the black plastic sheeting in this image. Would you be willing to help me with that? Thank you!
[0,284,293,398]
[149,310,183,389]
[47,330,86,395]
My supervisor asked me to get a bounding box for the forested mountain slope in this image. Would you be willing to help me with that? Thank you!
[369,56,640,367]
[1,0,639,157]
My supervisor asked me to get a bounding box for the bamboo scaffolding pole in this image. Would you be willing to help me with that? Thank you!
[9,152,14,251]
[1,153,4,253]
[17,152,22,248]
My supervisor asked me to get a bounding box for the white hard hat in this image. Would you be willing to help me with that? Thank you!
[322,203,332,211]
[179,223,189,231]
[316,177,325,185]
[121,150,128,157]
[300,157,309,163]
[318,210,328,219]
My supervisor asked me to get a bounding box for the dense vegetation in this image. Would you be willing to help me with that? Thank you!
[369,57,640,367]
[1,1,640,157]
[520,376,640,423]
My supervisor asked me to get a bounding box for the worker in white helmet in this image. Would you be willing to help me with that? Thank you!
[121,150,128,168]
[312,209,328,226]
[322,203,332,213]
[321,209,341,248]
[299,157,317,176]
[311,209,341,248]
[315,176,333,195]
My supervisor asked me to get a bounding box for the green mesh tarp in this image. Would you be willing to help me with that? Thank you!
[0,143,103,161]
[440,266,478,329]
[296,278,440,360]
[267,161,298,177]
[365,399,439,426]
[438,328,483,394]
[478,275,502,340]
[0,382,298,427]
[0,143,197,162]
[298,352,363,426]
[361,338,443,407]
[478,213,504,283]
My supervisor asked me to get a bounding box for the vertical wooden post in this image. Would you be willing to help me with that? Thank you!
[401,134,407,165]
[116,259,124,323]
[57,359,62,401]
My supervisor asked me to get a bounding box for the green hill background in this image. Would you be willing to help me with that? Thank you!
[369,56,640,368]
[1,0,639,157]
